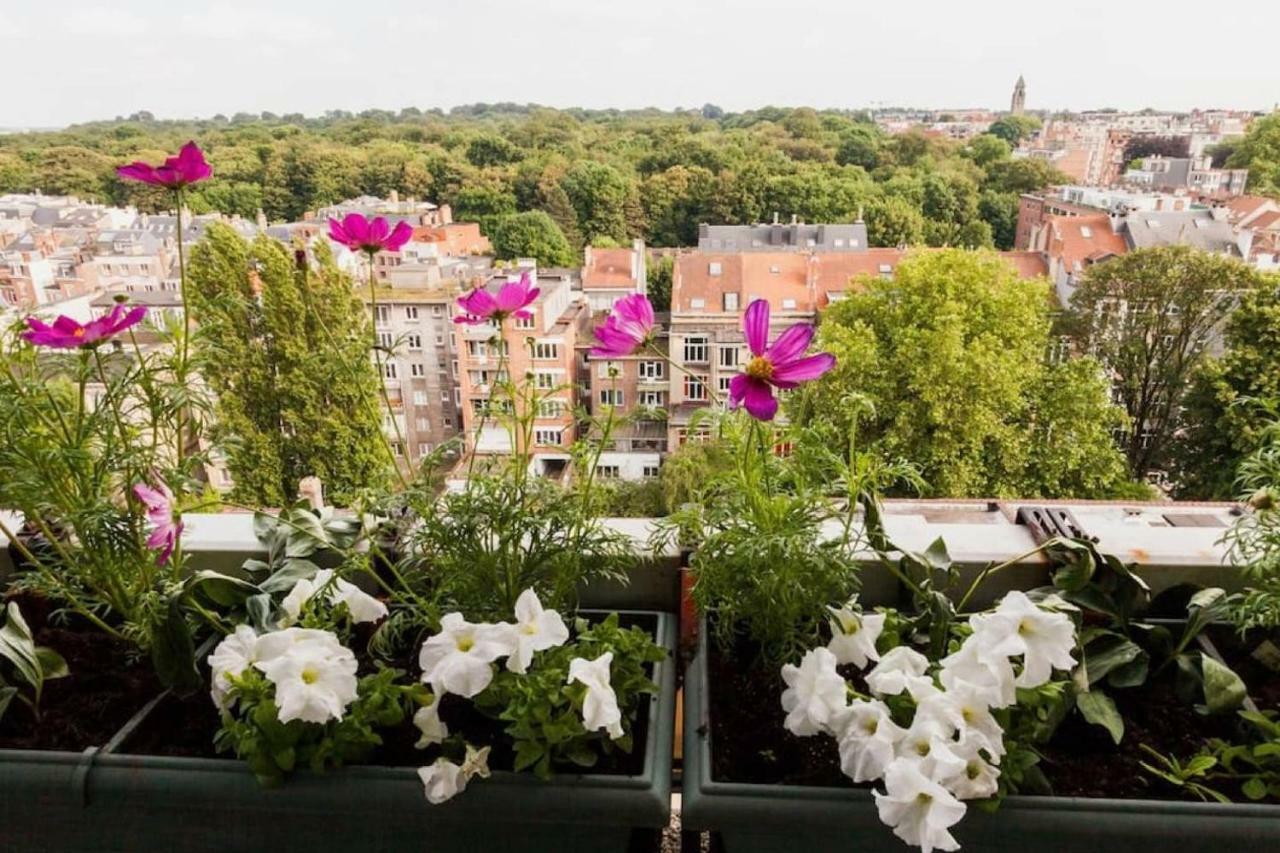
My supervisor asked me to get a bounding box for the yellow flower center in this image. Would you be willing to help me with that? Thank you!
[967,761,982,780]
[917,792,933,805]
[1018,618,1033,636]
[862,719,878,735]
[457,637,474,653]
[915,741,931,757]
[73,328,86,337]
[521,623,538,636]
[745,355,775,381]
[301,668,318,685]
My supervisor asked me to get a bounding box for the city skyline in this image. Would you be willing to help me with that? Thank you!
[5,0,1278,129]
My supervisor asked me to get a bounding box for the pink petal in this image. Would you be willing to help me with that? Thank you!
[386,221,414,251]
[728,373,750,408]
[328,217,349,244]
[765,323,816,367]
[770,352,836,387]
[741,378,779,421]
[368,217,390,246]
[342,213,370,246]
[743,299,770,356]
[117,163,159,184]
[496,280,532,312]
[458,288,497,317]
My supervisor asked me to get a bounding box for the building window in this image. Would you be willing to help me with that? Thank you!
[684,336,708,363]
[717,375,733,395]
[643,464,660,479]
[377,332,393,349]
[416,417,430,431]
[515,313,536,330]
[723,292,740,311]
[639,390,665,407]
[878,264,893,280]
[538,400,564,418]
[391,441,404,457]
[443,415,452,428]
[638,360,664,380]
[413,390,428,406]
[596,465,620,479]
[684,375,708,401]
[597,361,621,378]
[435,334,445,346]
[440,390,450,402]
[451,359,459,378]
[600,389,624,407]
[719,346,739,368]
[534,371,556,389]
[384,363,397,379]
[534,428,563,446]
[375,306,390,325]
[410,363,425,377]
[781,298,797,310]
[690,298,705,309]
[709,262,722,276]
[533,342,559,360]
[431,305,443,316]
[417,443,431,457]
[407,333,422,349]
[405,306,419,320]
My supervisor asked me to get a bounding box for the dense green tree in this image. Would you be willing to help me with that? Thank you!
[793,249,1134,498]
[465,134,520,168]
[979,191,1020,250]
[864,196,925,247]
[1227,111,1280,196]
[987,115,1042,145]
[186,224,390,505]
[963,134,1012,168]
[646,255,674,312]
[0,152,34,192]
[188,181,264,218]
[489,211,577,267]
[561,161,631,244]
[983,158,1070,195]
[1062,246,1268,478]
[1171,281,1280,498]
[451,185,518,235]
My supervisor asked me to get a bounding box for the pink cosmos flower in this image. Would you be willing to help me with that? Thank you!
[454,272,540,325]
[590,293,656,358]
[117,141,212,188]
[22,304,147,349]
[133,481,183,567]
[327,213,414,254]
[729,299,835,421]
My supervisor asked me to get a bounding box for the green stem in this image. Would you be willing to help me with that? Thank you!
[955,541,1055,612]
[174,186,189,470]
[366,252,410,487]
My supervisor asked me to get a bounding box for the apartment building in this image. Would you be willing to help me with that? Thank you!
[453,266,590,478]
[362,282,465,469]
[697,220,869,252]
[1126,155,1249,198]
[578,328,670,481]
[582,240,647,312]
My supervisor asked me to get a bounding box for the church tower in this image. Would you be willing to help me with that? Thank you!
[1011,75,1026,115]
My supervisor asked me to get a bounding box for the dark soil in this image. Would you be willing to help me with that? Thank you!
[706,633,851,787]
[1035,676,1241,800]
[1206,625,1280,712]
[120,612,657,777]
[0,593,159,752]
[705,630,1258,802]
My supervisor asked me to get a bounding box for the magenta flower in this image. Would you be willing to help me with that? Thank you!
[590,293,656,358]
[729,299,835,421]
[327,213,414,254]
[133,481,183,567]
[454,272,541,325]
[117,141,212,188]
[22,304,147,349]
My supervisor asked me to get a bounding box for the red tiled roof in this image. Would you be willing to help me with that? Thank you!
[583,247,638,288]
[1250,210,1280,231]
[1045,213,1127,272]
[1224,195,1276,223]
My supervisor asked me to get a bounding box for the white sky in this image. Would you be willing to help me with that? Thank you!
[6,0,1278,128]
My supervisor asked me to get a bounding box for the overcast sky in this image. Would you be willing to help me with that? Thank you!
[6,0,1278,129]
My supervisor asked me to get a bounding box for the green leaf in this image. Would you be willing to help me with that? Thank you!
[1200,655,1247,714]
[189,570,262,608]
[1243,777,1268,800]
[260,559,321,594]
[0,602,42,691]
[0,685,17,722]
[1077,690,1124,744]
[1048,538,1097,592]
[922,537,951,572]
[34,647,68,681]
[1084,631,1147,686]
[150,598,201,696]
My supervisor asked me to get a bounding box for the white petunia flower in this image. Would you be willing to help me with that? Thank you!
[568,652,624,739]
[939,637,1017,709]
[419,613,518,698]
[970,591,1076,688]
[895,716,967,782]
[255,640,359,725]
[413,695,449,748]
[875,759,967,853]
[252,626,345,663]
[940,739,1001,800]
[281,569,388,626]
[780,647,848,737]
[914,688,1006,766]
[208,625,259,711]
[836,699,906,783]
[419,758,468,805]
[507,588,569,674]
[827,605,885,669]
[866,646,939,701]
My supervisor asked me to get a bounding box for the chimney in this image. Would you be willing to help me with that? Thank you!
[439,204,453,225]
[388,189,399,204]
[256,209,268,229]
[790,214,798,225]
[772,212,780,225]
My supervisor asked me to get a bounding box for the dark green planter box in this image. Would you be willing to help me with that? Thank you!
[0,611,676,852]
[681,622,1280,853]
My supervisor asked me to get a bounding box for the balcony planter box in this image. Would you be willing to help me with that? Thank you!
[0,611,676,853]
[681,620,1280,853]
